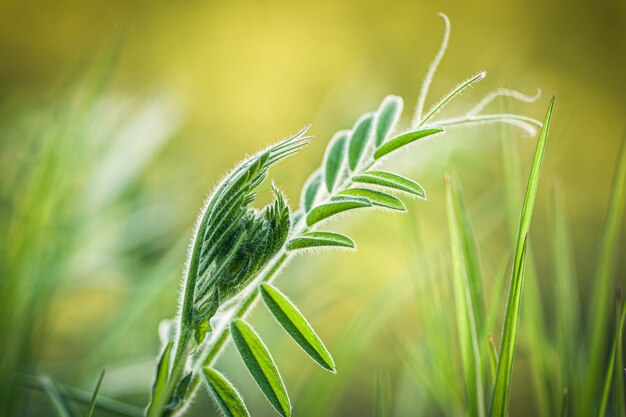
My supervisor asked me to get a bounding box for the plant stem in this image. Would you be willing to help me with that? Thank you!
[168,252,291,416]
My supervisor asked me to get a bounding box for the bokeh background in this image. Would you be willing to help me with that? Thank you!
[1,1,625,416]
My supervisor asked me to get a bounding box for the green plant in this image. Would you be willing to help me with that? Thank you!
[410,99,626,416]
[144,13,544,417]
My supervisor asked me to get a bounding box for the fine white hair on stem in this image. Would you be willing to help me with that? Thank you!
[467,88,542,116]
[413,13,451,127]
[436,113,543,136]
[418,71,486,128]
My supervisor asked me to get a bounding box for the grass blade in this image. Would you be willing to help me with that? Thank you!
[598,301,626,417]
[489,94,555,417]
[338,188,406,211]
[352,170,426,198]
[348,114,374,171]
[19,374,142,417]
[588,132,626,403]
[373,127,444,160]
[230,319,291,417]
[375,96,403,146]
[40,375,74,417]
[446,175,486,417]
[306,197,372,226]
[85,370,106,417]
[260,283,336,372]
[301,171,322,213]
[324,131,349,192]
[286,231,355,251]
[202,367,250,417]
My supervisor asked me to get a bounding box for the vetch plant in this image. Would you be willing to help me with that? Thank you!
[145,13,544,417]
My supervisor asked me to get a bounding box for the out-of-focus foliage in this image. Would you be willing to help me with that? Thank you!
[0,1,625,416]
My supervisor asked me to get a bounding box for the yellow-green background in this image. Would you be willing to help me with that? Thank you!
[1,1,625,416]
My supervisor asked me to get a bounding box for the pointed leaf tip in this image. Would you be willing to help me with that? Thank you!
[352,170,426,199]
[324,131,349,192]
[375,96,403,146]
[287,231,355,251]
[230,319,291,417]
[374,127,444,160]
[260,283,336,373]
[338,188,406,211]
[306,197,372,226]
[348,113,374,171]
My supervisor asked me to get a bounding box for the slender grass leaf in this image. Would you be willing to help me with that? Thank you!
[324,131,349,192]
[202,367,250,417]
[259,283,336,372]
[301,171,322,213]
[374,127,444,160]
[614,295,625,417]
[19,374,143,417]
[588,132,626,401]
[352,170,425,198]
[452,179,486,336]
[348,113,374,171]
[306,197,372,226]
[286,232,355,251]
[550,184,580,403]
[86,370,106,417]
[490,95,554,417]
[560,390,568,417]
[598,302,626,417]
[230,319,291,417]
[374,374,391,417]
[338,188,405,211]
[488,336,499,383]
[446,176,485,417]
[375,96,403,146]
[40,375,74,417]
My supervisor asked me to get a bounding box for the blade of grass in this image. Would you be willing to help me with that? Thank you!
[598,301,626,417]
[18,374,143,417]
[550,183,581,412]
[85,370,106,417]
[588,132,626,409]
[446,175,486,417]
[40,376,74,417]
[489,95,554,417]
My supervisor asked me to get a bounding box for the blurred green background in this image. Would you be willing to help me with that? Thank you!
[1,1,625,416]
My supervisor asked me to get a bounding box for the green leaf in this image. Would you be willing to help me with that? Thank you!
[324,131,349,192]
[40,375,75,417]
[446,176,485,417]
[230,319,291,417]
[86,370,106,417]
[301,171,322,213]
[348,113,374,171]
[374,96,403,146]
[373,127,444,160]
[338,188,406,211]
[259,283,336,372]
[306,197,372,226]
[202,367,250,417]
[490,94,554,417]
[352,170,426,198]
[587,131,626,400]
[598,303,626,417]
[286,231,355,251]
